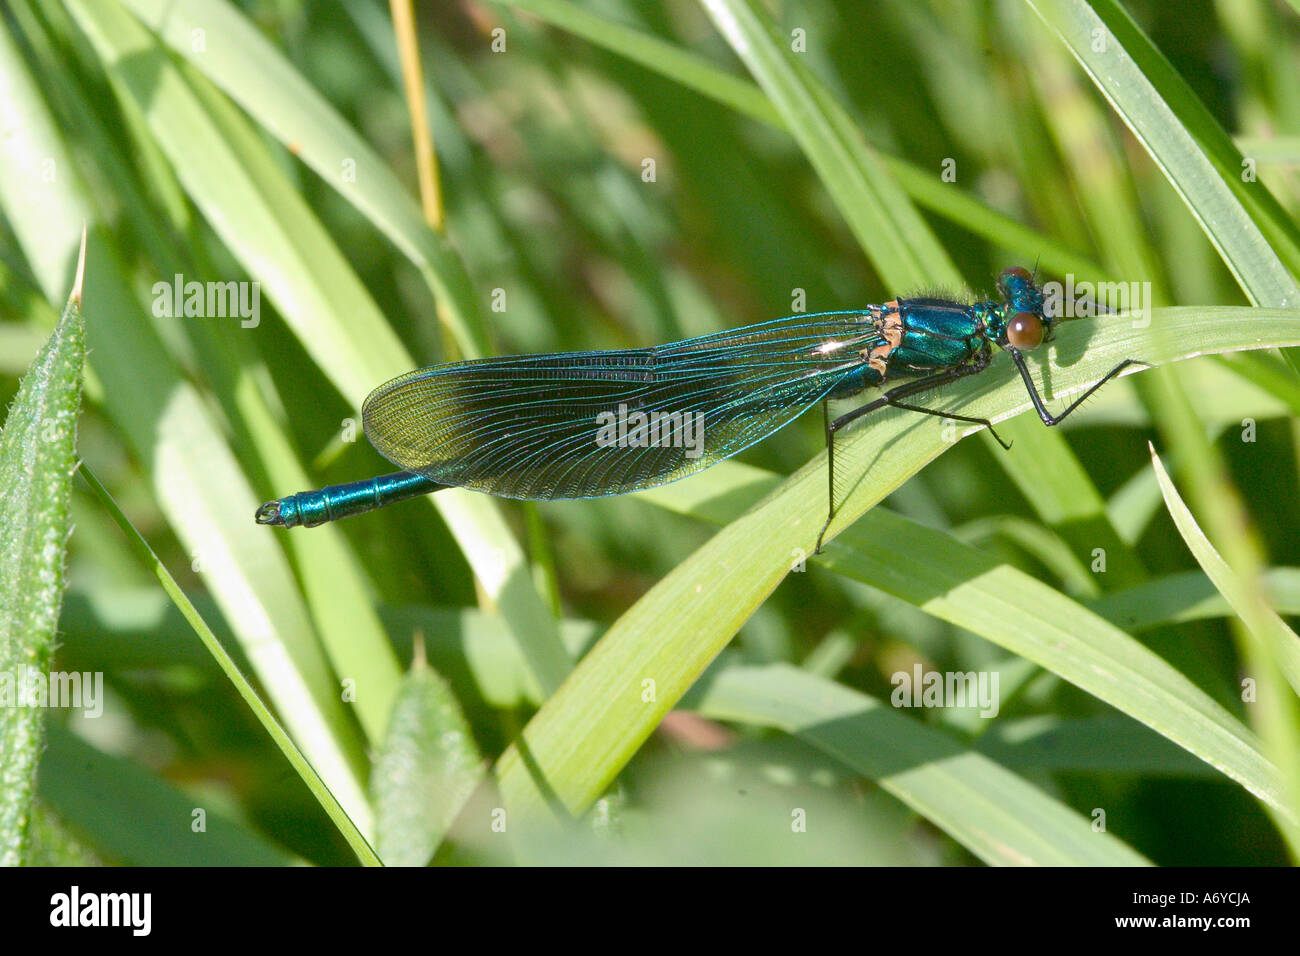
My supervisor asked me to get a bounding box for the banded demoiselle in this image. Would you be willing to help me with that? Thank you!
[256,267,1140,551]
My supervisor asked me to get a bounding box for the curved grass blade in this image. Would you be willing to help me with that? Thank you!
[77,464,381,865]
[1026,0,1300,315]
[808,508,1286,819]
[1149,440,1300,696]
[700,0,957,291]
[115,0,490,358]
[0,244,85,865]
[1149,445,1300,854]
[65,0,572,698]
[649,463,1289,822]
[1,9,374,833]
[684,663,1152,865]
[14,0,405,747]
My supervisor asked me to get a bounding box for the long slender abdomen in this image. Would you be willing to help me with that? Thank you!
[255,471,444,527]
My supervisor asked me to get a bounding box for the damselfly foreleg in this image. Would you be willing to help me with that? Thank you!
[1007,352,1146,426]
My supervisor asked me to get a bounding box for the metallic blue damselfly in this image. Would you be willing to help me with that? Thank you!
[256,267,1140,551]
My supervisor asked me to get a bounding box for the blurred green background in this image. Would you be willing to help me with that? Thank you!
[3,0,1300,865]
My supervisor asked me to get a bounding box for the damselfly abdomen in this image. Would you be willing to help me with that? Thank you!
[256,267,1140,551]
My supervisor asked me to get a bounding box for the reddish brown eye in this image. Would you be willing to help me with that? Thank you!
[1007,311,1044,350]
[1000,266,1032,283]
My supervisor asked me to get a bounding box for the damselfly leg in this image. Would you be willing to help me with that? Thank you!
[813,355,1145,554]
[816,364,1007,554]
[1007,353,1147,426]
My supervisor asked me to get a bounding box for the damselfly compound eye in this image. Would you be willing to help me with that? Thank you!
[999,266,1032,283]
[1006,311,1045,350]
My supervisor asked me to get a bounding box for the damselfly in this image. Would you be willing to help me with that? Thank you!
[256,267,1140,551]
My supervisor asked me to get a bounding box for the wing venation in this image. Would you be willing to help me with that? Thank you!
[362,313,883,500]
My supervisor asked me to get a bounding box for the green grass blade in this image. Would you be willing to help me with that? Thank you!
[114,0,491,358]
[699,0,957,290]
[65,0,572,699]
[685,663,1151,865]
[0,11,375,834]
[76,463,381,865]
[1149,443,1300,694]
[1149,445,1300,854]
[810,509,1286,820]
[371,649,484,866]
[649,467,1287,822]
[1026,0,1300,311]
[0,249,85,865]
[31,0,407,747]
[21,0,410,749]
[39,725,299,866]
[68,0,408,405]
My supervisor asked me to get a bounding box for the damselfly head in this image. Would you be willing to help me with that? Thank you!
[995,266,1050,351]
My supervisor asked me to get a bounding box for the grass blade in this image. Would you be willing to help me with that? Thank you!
[371,646,484,866]
[0,239,85,865]
[700,0,957,290]
[114,0,490,357]
[1026,0,1300,312]
[685,663,1151,865]
[76,464,381,865]
[1149,444,1300,854]
[0,9,375,834]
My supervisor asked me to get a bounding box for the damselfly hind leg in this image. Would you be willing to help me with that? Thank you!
[814,366,1005,554]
